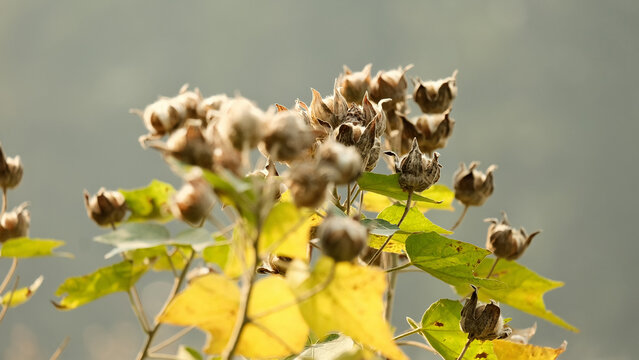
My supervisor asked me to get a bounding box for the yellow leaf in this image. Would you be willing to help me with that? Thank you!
[159,274,308,358]
[493,340,567,360]
[2,275,44,307]
[362,192,393,212]
[259,202,312,260]
[362,185,455,213]
[296,257,407,360]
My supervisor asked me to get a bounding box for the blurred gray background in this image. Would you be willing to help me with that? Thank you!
[1,1,637,359]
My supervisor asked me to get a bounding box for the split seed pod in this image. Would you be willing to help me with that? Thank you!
[401,111,455,155]
[386,138,441,193]
[262,110,315,162]
[412,71,458,114]
[197,93,229,123]
[170,169,216,226]
[0,143,24,190]
[460,285,511,341]
[453,162,497,207]
[0,202,30,243]
[149,123,214,170]
[369,65,413,111]
[83,188,127,227]
[485,212,541,260]
[317,216,368,262]
[338,64,372,104]
[215,97,266,150]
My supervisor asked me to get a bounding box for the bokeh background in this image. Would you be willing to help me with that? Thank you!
[1,1,637,359]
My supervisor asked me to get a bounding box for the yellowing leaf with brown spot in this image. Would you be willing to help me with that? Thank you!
[159,274,308,358]
[493,340,566,360]
[296,257,407,360]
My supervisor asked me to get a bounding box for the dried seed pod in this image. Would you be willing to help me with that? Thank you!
[364,137,382,172]
[338,64,372,104]
[412,70,458,114]
[215,97,266,150]
[453,162,497,207]
[369,65,413,111]
[460,285,512,341]
[170,169,216,226]
[257,254,293,275]
[83,188,127,227]
[0,202,30,243]
[149,123,214,170]
[287,162,328,209]
[205,125,243,176]
[317,141,362,184]
[387,138,441,192]
[262,110,315,162]
[0,143,24,190]
[317,216,368,262]
[485,213,541,261]
[140,98,186,136]
[401,111,455,155]
[173,84,202,120]
[197,94,229,123]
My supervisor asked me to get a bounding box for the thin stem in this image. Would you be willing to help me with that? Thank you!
[457,338,473,360]
[385,254,398,322]
[396,340,438,354]
[0,275,19,323]
[385,262,412,273]
[393,327,423,341]
[207,214,227,232]
[486,258,500,279]
[128,289,151,334]
[149,326,194,353]
[450,204,469,231]
[49,336,70,360]
[358,191,364,214]
[331,186,345,211]
[146,353,178,360]
[135,251,196,360]
[0,257,18,294]
[1,187,7,215]
[346,183,352,215]
[368,190,413,265]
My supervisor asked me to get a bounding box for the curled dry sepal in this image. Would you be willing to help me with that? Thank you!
[385,138,442,193]
[485,212,541,261]
[337,63,372,104]
[0,143,24,190]
[83,188,127,227]
[317,215,368,262]
[453,161,497,207]
[0,202,30,243]
[460,285,512,341]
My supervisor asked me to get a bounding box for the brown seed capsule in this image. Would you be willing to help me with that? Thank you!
[83,188,127,227]
[257,254,293,275]
[460,285,512,341]
[170,169,216,226]
[149,123,214,170]
[197,93,229,123]
[387,138,441,193]
[369,65,413,111]
[317,141,362,184]
[485,212,541,261]
[401,111,455,155]
[0,143,24,190]
[287,162,328,209]
[317,216,368,262]
[338,64,372,104]
[215,97,266,150]
[412,70,458,114]
[140,98,186,136]
[174,84,202,120]
[453,162,497,207]
[262,110,315,162]
[0,202,30,243]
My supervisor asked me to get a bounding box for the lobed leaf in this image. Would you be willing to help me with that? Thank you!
[119,179,175,223]
[0,237,71,258]
[453,259,578,332]
[1,275,44,307]
[492,340,566,360]
[53,260,147,310]
[357,173,440,203]
[296,257,407,360]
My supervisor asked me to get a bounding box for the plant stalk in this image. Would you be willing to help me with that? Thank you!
[486,258,500,279]
[457,338,473,360]
[368,190,413,265]
[450,204,469,231]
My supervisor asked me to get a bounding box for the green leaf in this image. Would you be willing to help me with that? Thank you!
[419,299,497,360]
[199,167,257,225]
[0,237,71,258]
[361,219,400,237]
[453,259,578,332]
[172,228,216,251]
[202,236,231,269]
[405,233,502,289]
[367,204,452,254]
[259,202,312,260]
[126,246,193,272]
[119,179,175,223]
[2,275,44,307]
[291,334,361,360]
[53,260,147,310]
[362,185,455,213]
[177,345,204,360]
[95,223,170,259]
[356,173,440,203]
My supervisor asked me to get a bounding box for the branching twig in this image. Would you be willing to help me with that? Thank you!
[450,204,469,231]
[1,187,7,215]
[368,190,413,265]
[396,340,438,354]
[149,326,194,353]
[49,336,70,360]
[393,327,423,341]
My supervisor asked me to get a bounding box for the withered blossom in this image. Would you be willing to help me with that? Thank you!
[485,212,540,261]
[83,188,127,227]
[412,70,458,114]
[453,162,496,207]
[460,285,511,341]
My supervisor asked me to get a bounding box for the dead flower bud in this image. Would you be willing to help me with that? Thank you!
[257,254,293,275]
[412,70,458,114]
[0,202,30,243]
[401,111,455,155]
[262,110,315,162]
[197,94,229,123]
[0,144,24,190]
[287,162,328,209]
[174,84,202,120]
[318,141,362,184]
[215,97,266,150]
[387,138,441,192]
[453,162,497,207]
[139,98,186,136]
[369,65,413,110]
[318,216,368,262]
[460,285,512,341]
[170,169,216,226]
[150,123,214,170]
[83,188,127,227]
[338,64,372,104]
[485,212,541,261]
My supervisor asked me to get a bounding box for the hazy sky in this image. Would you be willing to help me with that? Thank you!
[1,1,637,359]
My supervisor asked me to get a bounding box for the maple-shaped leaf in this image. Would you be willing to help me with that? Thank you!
[296,257,407,360]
